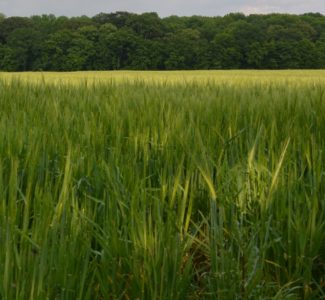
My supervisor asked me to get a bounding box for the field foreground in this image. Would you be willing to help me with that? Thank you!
[0,71,324,299]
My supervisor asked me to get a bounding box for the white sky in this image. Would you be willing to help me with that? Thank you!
[0,0,324,17]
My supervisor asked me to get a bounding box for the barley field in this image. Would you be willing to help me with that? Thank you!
[0,71,324,299]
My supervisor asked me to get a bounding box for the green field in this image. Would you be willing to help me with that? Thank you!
[0,71,324,299]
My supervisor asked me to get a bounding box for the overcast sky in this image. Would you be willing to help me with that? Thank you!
[0,0,325,18]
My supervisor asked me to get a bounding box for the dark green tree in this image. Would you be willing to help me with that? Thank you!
[164,29,203,69]
[1,11,325,71]
[211,32,242,69]
[0,17,33,43]
[1,28,42,71]
[42,30,94,71]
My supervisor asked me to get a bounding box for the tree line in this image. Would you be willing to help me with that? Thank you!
[1,11,325,71]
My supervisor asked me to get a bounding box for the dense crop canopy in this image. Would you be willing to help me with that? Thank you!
[0,71,324,299]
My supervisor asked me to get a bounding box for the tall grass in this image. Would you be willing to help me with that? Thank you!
[0,76,324,299]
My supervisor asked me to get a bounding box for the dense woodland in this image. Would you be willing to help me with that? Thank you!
[1,11,325,70]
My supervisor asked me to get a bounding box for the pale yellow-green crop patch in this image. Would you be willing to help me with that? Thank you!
[1,70,325,86]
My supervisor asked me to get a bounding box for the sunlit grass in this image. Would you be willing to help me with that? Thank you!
[0,73,324,299]
[2,70,325,86]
